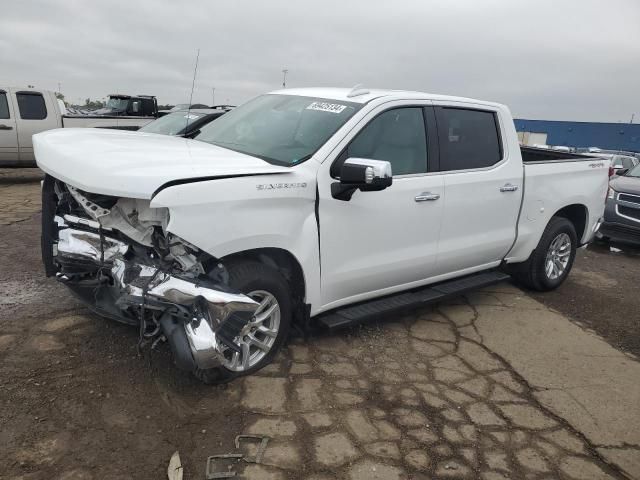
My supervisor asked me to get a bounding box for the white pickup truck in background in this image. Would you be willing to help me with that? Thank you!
[35,87,609,384]
[0,87,156,166]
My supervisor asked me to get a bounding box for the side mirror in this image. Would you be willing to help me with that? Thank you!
[615,168,629,176]
[331,158,393,201]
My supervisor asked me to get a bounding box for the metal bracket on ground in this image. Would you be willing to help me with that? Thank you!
[235,434,270,464]
[205,454,243,479]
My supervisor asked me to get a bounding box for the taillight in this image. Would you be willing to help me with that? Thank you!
[608,166,614,177]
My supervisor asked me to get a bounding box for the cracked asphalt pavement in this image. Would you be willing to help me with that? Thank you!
[1,169,639,480]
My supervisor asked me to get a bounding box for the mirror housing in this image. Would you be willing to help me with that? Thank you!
[331,158,393,201]
[615,168,629,177]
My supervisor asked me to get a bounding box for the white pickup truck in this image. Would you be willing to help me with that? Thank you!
[0,87,155,167]
[35,87,609,384]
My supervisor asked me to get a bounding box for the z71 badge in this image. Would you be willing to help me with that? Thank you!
[256,182,308,190]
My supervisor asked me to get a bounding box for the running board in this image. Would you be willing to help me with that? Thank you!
[318,270,510,330]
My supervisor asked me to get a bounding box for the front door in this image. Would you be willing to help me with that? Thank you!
[317,105,444,310]
[0,90,18,163]
[432,104,522,275]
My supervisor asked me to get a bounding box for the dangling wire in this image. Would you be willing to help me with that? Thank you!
[137,267,162,355]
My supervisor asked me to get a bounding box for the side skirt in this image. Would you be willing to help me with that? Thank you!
[317,270,510,330]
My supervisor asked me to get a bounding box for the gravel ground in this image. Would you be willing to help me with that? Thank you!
[1,168,637,480]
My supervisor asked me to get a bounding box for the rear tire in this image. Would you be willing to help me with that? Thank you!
[193,261,292,385]
[510,217,577,291]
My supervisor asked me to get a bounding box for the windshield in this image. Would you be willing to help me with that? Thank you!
[195,94,362,166]
[139,111,205,136]
[105,97,129,110]
[627,164,640,177]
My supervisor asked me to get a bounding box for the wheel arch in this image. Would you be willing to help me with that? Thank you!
[221,247,307,313]
[552,203,588,243]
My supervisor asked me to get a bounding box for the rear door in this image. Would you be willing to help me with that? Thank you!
[11,89,52,163]
[432,103,522,275]
[0,89,19,163]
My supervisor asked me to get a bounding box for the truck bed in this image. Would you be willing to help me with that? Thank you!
[506,148,610,264]
[521,146,596,163]
[62,115,153,130]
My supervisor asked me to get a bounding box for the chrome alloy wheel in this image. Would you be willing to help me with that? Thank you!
[545,232,571,280]
[222,290,280,372]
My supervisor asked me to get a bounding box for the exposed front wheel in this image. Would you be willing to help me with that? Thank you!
[193,261,292,384]
[510,217,577,291]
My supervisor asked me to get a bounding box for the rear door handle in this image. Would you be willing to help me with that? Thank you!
[500,183,518,192]
[0,124,13,130]
[415,192,440,202]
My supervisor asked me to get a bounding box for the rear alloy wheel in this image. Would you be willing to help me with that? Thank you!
[511,216,577,291]
[544,232,572,280]
[193,261,292,384]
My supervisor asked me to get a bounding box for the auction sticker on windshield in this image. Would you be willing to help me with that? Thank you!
[306,102,347,114]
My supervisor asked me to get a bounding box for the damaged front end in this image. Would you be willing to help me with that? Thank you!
[41,175,258,372]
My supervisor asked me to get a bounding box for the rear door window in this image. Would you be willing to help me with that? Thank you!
[16,92,48,120]
[140,98,156,116]
[0,92,9,119]
[436,107,502,171]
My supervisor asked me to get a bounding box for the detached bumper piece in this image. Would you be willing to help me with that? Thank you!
[48,216,258,372]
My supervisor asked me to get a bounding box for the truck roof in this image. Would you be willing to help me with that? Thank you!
[108,94,156,99]
[269,87,504,109]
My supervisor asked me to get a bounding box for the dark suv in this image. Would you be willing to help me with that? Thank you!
[600,164,640,245]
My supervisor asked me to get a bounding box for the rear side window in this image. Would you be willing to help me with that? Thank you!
[0,93,9,119]
[16,92,47,120]
[436,107,502,171]
[141,98,155,116]
[615,157,635,169]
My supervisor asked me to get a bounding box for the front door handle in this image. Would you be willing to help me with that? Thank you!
[0,124,13,130]
[415,192,440,202]
[500,183,519,192]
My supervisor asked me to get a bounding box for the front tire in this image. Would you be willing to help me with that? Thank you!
[193,261,292,384]
[510,217,577,291]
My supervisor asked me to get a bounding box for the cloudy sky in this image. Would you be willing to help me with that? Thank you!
[1,0,638,121]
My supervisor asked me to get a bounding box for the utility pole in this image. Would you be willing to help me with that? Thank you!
[282,69,288,88]
[212,87,215,106]
[57,82,61,94]
[631,113,635,124]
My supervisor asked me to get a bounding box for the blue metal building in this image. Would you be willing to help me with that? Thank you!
[514,119,640,153]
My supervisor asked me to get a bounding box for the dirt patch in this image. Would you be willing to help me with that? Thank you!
[528,242,640,357]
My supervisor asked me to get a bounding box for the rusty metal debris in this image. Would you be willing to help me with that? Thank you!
[235,434,270,464]
[205,454,243,479]
[204,435,271,479]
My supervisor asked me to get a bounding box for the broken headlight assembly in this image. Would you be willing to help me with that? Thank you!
[41,175,258,372]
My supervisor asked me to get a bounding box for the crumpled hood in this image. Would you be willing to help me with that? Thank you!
[34,128,290,199]
[610,174,640,195]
